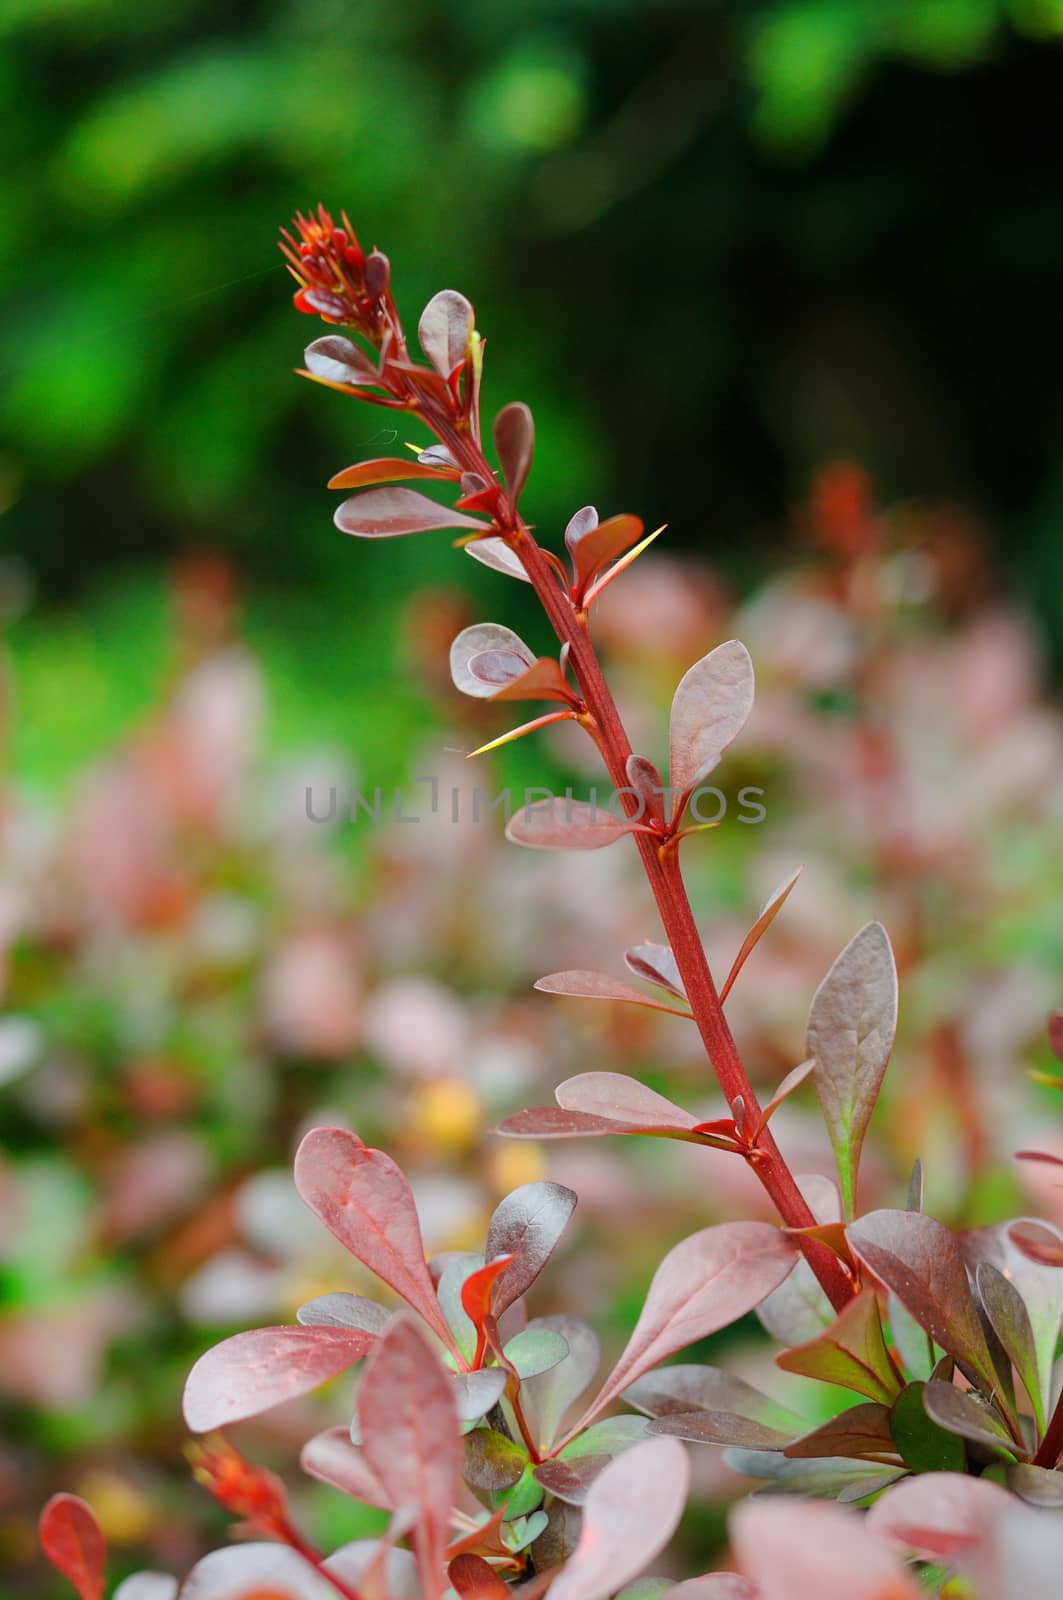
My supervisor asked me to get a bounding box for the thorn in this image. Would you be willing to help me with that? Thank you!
[583,525,666,606]
[464,710,575,759]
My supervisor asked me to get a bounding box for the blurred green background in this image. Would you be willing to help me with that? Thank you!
[5,0,1063,754]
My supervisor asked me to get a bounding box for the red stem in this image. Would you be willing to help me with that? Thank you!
[1034,1389,1063,1468]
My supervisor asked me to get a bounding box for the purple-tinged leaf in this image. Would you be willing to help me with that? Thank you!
[573,1224,798,1432]
[624,943,686,999]
[448,1553,511,1599]
[465,536,532,582]
[450,623,535,698]
[183,1324,376,1432]
[807,923,898,1219]
[497,1105,633,1139]
[180,1544,322,1600]
[328,457,455,490]
[757,1261,834,1347]
[419,444,458,469]
[723,1448,905,1502]
[556,1073,699,1135]
[652,1412,795,1449]
[358,1316,462,1596]
[564,505,599,550]
[569,514,645,595]
[922,1380,1022,1457]
[505,799,642,852]
[782,1402,896,1461]
[297,1293,391,1334]
[293,1127,458,1354]
[966,1220,1063,1419]
[1008,1218,1063,1267]
[1049,1009,1063,1063]
[1007,1463,1063,1507]
[479,655,573,705]
[848,1210,998,1392]
[334,487,488,540]
[503,1323,569,1379]
[326,1539,420,1600]
[493,402,534,504]
[547,1438,690,1600]
[463,1428,527,1492]
[775,1289,902,1404]
[535,970,692,1016]
[668,640,755,796]
[485,1181,578,1314]
[39,1496,105,1600]
[452,1368,508,1422]
[301,1426,393,1509]
[625,753,665,822]
[976,1262,1044,1432]
[730,1499,920,1600]
[719,870,801,1004]
[304,335,380,387]
[419,289,473,377]
[624,1365,804,1439]
[523,1315,600,1451]
[890,1381,965,1474]
[533,1455,611,1505]
[866,1471,1014,1563]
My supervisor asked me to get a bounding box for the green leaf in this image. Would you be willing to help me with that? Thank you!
[889,1382,965,1474]
[463,1427,527,1492]
[776,1289,902,1404]
[503,1325,569,1380]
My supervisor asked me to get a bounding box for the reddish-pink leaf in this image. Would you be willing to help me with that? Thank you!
[484,1181,578,1314]
[493,402,534,505]
[293,1127,457,1353]
[572,1223,798,1431]
[1015,1149,1063,1169]
[782,1401,896,1461]
[533,1454,611,1505]
[556,1072,699,1134]
[183,1324,376,1432]
[534,970,691,1016]
[720,870,802,1004]
[418,289,473,377]
[624,942,686,999]
[807,922,898,1219]
[546,1438,690,1600]
[358,1316,462,1599]
[730,1499,920,1600]
[625,753,665,822]
[465,536,531,582]
[866,1471,1013,1562]
[459,1254,514,1330]
[669,640,755,796]
[448,1553,510,1599]
[848,1210,997,1391]
[1008,1218,1063,1267]
[505,799,641,851]
[775,1289,902,1404]
[569,514,645,596]
[496,1106,630,1139]
[180,1543,321,1600]
[651,1411,795,1449]
[39,1496,105,1600]
[450,623,535,699]
[303,334,380,387]
[334,486,488,539]
[624,1363,805,1438]
[301,1427,393,1509]
[327,457,456,490]
[486,655,574,705]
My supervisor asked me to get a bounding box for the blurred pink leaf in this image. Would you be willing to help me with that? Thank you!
[667,1580,759,1599]
[1008,1218,1063,1267]
[866,1470,1014,1562]
[730,1499,920,1600]
[534,970,692,1016]
[493,402,534,504]
[848,1210,998,1392]
[448,1553,511,1598]
[183,1324,376,1432]
[39,1495,105,1600]
[505,799,642,851]
[775,1289,902,1404]
[573,1223,798,1430]
[807,922,898,1218]
[668,640,755,795]
[358,1317,462,1598]
[719,869,802,1004]
[301,1427,393,1510]
[484,1181,577,1314]
[419,289,473,377]
[294,1127,458,1354]
[334,487,488,539]
[546,1437,690,1600]
[180,1544,321,1600]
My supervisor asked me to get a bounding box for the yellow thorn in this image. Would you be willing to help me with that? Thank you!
[583,525,666,604]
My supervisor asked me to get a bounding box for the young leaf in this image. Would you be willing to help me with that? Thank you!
[485,1181,578,1313]
[39,1496,105,1600]
[448,1553,511,1599]
[555,1072,699,1135]
[775,1289,902,1404]
[465,536,532,582]
[889,1382,965,1474]
[493,402,534,504]
[572,1224,798,1431]
[358,1316,462,1596]
[866,1471,1014,1563]
[463,1428,527,1492]
[183,1324,376,1432]
[624,943,686,999]
[730,1499,920,1600]
[668,640,755,797]
[297,1293,391,1334]
[419,289,473,377]
[782,1402,896,1461]
[624,1364,805,1438]
[569,514,645,595]
[450,623,535,697]
[522,1315,601,1451]
[327,457,456,490]
[304,334,380,387]
[564,505,599,549]
[753,1060,815,1138]
[293,1127,458,1353]
[486,655,574,705]
[180,1544,323,1600]
[976,1261,1045,1432]
[719,870,802,1004]
[848,1210,998,1392]
[546,1438,691,1600]
[806,922,898,1219]
[921,1380,1022,1458]
[460,1254,515,1333]
[505,799,642,851]
[334,486,488,539]
[301,1426,393,1509]
[534,970,692,1017]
